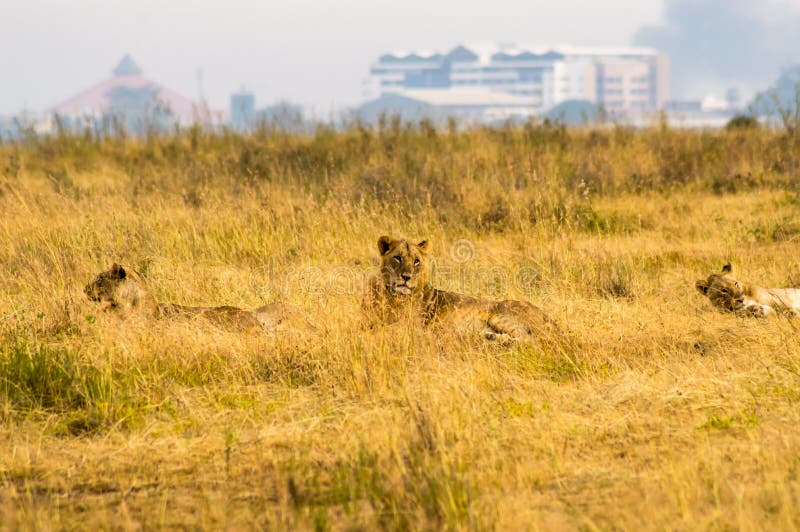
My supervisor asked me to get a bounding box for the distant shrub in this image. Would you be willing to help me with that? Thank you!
[725,114,759,130]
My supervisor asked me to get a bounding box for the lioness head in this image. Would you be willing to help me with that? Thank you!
[84,263,156,314]
[377,236,430,296]
[695,263,745,312]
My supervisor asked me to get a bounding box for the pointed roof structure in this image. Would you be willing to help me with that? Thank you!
[50,55,212,124]
[112,54,143,77]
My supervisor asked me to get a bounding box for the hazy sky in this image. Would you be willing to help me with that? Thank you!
[635,0,800,100]
[1,0,798,116]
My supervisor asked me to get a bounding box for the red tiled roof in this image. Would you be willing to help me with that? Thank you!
[50,55,204,122]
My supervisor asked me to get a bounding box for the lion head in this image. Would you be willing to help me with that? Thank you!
[695,263,745,312]
[377,236,431,297]
[84,263,157,315]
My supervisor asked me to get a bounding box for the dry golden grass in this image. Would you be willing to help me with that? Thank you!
[1,123,800,529]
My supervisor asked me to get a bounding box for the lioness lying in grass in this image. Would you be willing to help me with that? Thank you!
[695,263,800,317]
[362,236,562,343]
[85,263,289,332]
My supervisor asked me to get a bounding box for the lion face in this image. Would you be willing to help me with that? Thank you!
[377,236,430,296]
[84,263,129,309]
[695,263,745,312]
[84,263,157,316]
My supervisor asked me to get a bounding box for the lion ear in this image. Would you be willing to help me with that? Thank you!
[378,236,396,256]
[721,263,732,274]
[111,263,127,279]
[695,280,710,295]
[417,239,430,253]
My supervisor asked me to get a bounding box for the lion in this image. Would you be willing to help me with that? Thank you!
[695,263,800,317]
[362,236,562,343]
[84,263,291,332]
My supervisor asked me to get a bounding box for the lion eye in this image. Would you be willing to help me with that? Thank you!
[394,256,402,264]
[414,258,420,266]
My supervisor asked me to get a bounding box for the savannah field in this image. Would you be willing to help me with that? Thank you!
[1,119,800,530]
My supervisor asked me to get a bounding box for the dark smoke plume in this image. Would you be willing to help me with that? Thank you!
[634,0,800,98]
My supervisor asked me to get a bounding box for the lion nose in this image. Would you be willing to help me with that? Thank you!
[401,273,412,282]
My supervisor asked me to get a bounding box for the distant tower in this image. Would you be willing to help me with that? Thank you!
[230,87,255,131]
[725,87,741,112]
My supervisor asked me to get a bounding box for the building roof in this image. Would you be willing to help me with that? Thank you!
[50,55,204,122]
[383,49,441,61]
[501,44,660,58]
[357,89,537,124]
[377,43,661,66]
[391,88,534,107]
[112,54,143,76]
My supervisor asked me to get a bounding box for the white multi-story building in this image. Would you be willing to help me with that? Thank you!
[363,43,669,120]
